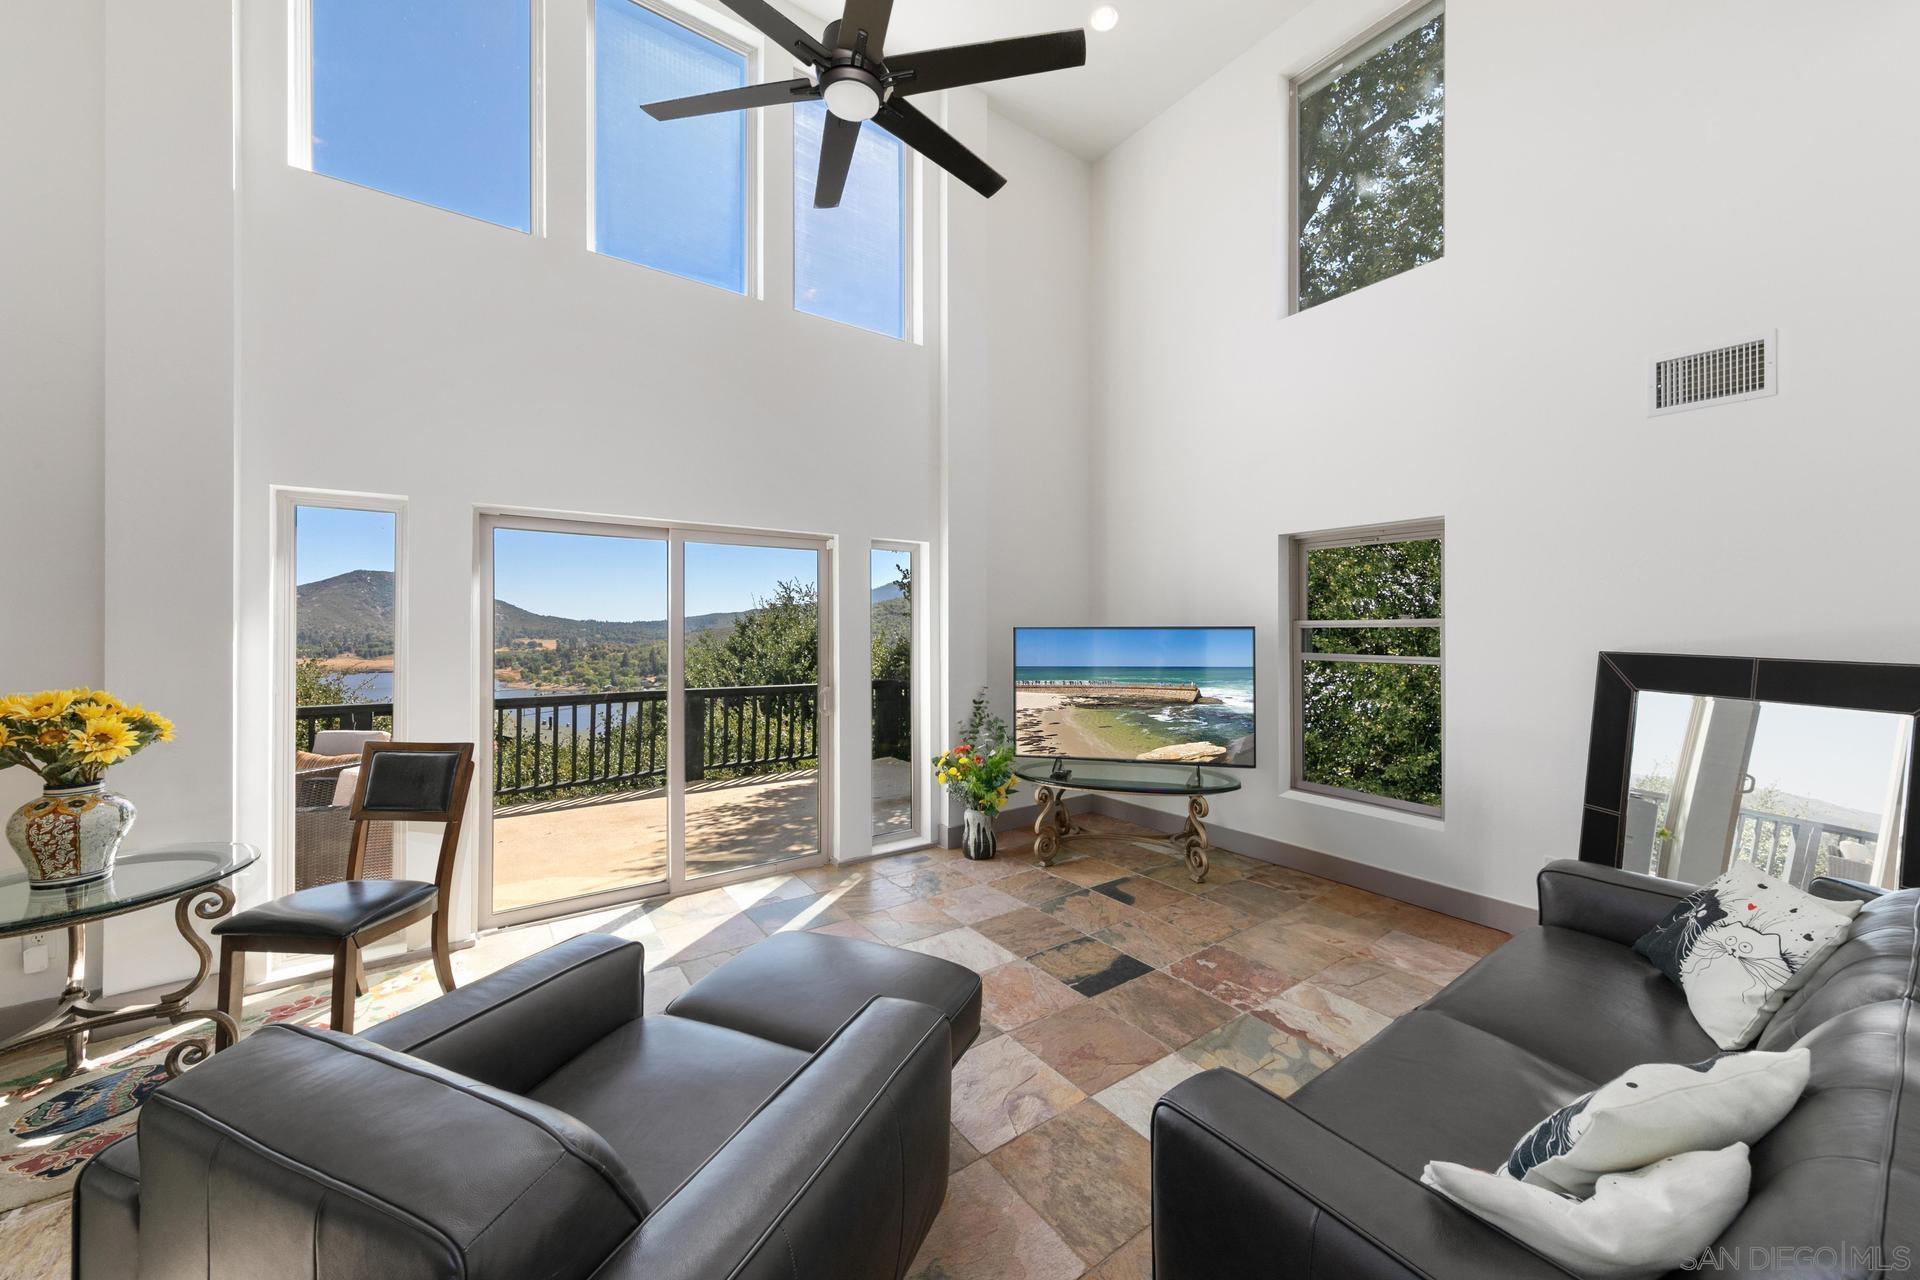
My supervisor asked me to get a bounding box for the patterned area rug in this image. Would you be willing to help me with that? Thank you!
[0,966,441,1212]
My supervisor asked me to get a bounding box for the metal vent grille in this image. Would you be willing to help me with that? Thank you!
[1649,333,1777,415]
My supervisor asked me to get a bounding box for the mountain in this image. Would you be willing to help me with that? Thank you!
[295,569,396,658]
[296,570,739,656]
[871,581,905,604]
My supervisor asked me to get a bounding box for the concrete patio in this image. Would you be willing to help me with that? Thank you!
[490,759,915,912]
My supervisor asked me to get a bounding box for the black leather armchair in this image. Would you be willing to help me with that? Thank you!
[1153,859,1920,1280]
[74,930,980,1280]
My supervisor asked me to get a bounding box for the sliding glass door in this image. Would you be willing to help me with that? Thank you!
[681,538,826,880]
[487,522,672,918]
[482,517,830,926]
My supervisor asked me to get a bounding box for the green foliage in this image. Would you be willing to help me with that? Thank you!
[294,570,396,659]
[1300,660,1442,807]
[293,661,376,707]
[1297,11,1444,310]
[503,639,666,692]
[1301,537,1443,807]
[1305,538,1442,620]
[683,579,819,689]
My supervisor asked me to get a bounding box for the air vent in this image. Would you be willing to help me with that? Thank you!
[1649,332,1777,416]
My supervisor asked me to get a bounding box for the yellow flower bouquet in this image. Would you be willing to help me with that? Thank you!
[934,691,1017,861]
[1,689,173,886]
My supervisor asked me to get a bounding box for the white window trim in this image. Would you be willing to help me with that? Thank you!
[790,62,917,342]
[588,0,763,296]
[271,488,410,907]
[1286,518,1445,819]
[1284,0,1444,316]
[474,509,836,931]
[285,0,544,234]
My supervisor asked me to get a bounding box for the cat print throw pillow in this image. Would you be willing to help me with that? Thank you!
[1634,861,1859,1049]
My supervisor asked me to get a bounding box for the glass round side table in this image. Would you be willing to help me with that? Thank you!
[1010,761,1241,882]
[0,842,258,1077]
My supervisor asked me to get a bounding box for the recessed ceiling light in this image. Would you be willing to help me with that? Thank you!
[1090,5,1120,33]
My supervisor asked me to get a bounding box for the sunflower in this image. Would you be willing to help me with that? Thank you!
[0,723,13,751]
[134,708,176,742]
[71,717,140,767]
[0,695,30,720]
[21,690,77,721]
[75,700,120,722]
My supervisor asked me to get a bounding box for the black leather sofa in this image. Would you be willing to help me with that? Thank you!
[72,929,983,1280]
[1153,859,1919,1279]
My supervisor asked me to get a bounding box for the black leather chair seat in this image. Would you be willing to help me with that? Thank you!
[528,1014,811,1210]
[664,931,984,1063]
[213,879,437,940]
[1419,924,1718,1080]
[1288,1009,1593,1179]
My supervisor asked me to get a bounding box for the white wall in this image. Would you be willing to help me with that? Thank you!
[1089,0,1920,916]
[213,12,1089,969]
[0,0,106,1003]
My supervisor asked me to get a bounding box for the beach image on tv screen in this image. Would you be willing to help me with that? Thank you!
[1015,627,1255,767]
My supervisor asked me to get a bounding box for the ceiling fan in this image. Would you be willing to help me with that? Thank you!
[641,0,1087,208]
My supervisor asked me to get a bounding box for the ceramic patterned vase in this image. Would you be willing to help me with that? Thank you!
[962,808,997,861]
[5,783,136,887]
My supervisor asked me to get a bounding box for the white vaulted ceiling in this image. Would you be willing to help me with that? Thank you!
[787,0,1315,160]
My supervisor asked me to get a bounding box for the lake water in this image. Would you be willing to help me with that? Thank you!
[321,671,561,703]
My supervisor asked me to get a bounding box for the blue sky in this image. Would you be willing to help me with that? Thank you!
[1016,627,1255,670]
[794,102,907,338]
[311,0,904,331]
[296,506,395,583]
[311,0,532,231]
[492,531,817,619]
[595,0,747,291]
[299,507,818,620]
[1630,691,1906,819]
[872,547,910,591]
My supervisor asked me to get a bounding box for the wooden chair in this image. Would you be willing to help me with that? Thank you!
[215,741,475,1046]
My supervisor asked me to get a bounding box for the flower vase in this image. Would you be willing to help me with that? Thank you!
[962,808,997,861]
[5,783,136,887]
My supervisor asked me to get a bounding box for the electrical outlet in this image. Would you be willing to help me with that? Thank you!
[21,933,49,975]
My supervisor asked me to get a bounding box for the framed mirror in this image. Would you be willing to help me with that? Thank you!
[1581,653,1919,890]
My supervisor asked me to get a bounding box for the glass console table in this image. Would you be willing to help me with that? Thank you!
[0,842,258,1078]
[1010,761,1241,883]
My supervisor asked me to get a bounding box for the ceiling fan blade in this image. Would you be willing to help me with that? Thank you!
[836,0,893,60]
[890,30,1087,97]
[874,99,1006,200]
[814,115,862,209]
[642,77,818,122]
[718,0,829,67]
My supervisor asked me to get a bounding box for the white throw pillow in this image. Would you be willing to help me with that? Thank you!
[1423,1145,1751,1280]
[1633,861,1859,1049]
[1504,1047,1809,1196]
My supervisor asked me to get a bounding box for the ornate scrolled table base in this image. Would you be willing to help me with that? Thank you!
[1031,785,1083,866]
[1171,794,1212,883]
[0,849,254,1079]
[1029,771,1221,882]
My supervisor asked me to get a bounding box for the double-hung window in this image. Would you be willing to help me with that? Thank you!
[594,0,752,293]
[1291,523,1444,814]
[793,102,908,339]
[1292,1,1445,311]
[305,0,534,232]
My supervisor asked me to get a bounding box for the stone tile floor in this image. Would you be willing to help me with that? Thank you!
[0,811,1507,1278]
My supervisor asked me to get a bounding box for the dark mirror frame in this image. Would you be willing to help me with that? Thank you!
[1580,652,1920,889]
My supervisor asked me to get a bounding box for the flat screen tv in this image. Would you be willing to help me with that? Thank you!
[1014,626,1255,768]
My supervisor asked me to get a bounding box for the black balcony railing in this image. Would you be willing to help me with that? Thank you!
[294,702,394,752]
[293,681,911,804]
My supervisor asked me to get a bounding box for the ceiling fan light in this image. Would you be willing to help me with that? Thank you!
[824,78,881,122]
[1090,5,1120,33]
